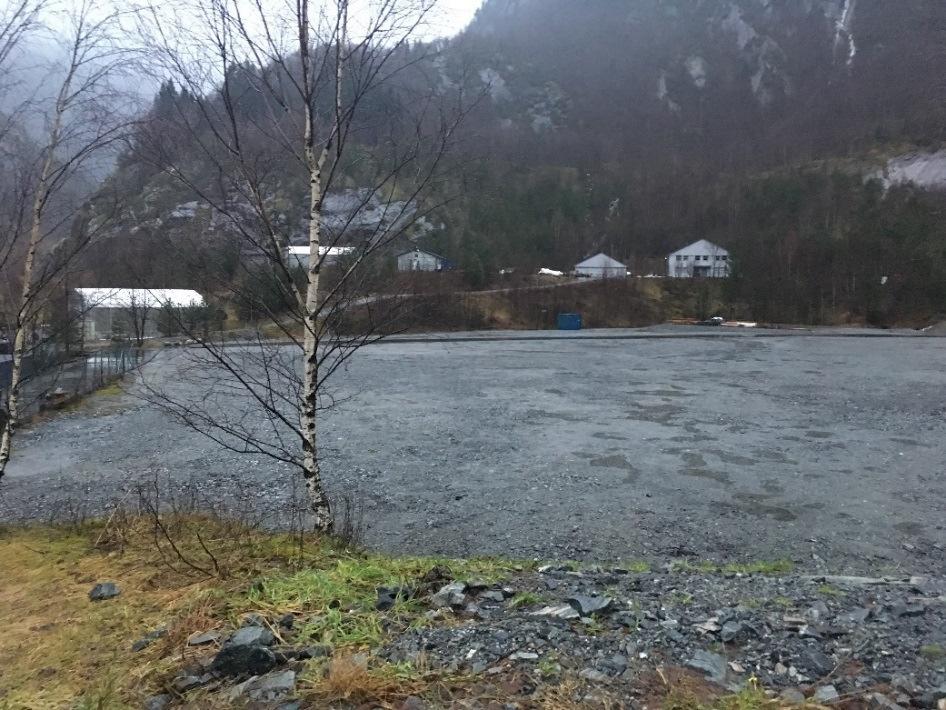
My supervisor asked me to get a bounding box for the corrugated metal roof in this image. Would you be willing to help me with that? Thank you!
[74,288,205,309]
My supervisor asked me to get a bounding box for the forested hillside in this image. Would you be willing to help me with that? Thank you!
[82,0,946,325]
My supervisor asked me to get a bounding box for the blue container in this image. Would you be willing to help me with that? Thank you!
[557,313,582,331]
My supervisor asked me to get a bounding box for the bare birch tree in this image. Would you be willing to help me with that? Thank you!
[133,0,468,531]
[0,1,134,479]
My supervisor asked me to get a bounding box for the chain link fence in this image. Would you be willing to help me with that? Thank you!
[0,344,144,419]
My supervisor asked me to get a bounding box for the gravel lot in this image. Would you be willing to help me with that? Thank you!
[2,330,944,574]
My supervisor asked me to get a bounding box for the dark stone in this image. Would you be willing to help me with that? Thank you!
[278,613,295,630]
[131,628,167,652]
[799,649,834,677]
[211,644,278,676]
[720,621,745,643]
[480,590,506,603]
[891,603,926,619]
[566,594,613,616]
[377,586,413,611]
[89,582,120,601]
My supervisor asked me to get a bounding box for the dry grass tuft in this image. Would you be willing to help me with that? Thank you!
[304,655,430,705]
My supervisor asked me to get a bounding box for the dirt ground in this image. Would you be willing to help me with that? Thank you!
[2,329,944,575]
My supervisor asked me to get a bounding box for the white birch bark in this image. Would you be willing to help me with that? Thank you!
[297,0,348,531]
[0,105,62,478]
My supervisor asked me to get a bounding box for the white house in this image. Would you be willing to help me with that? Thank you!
[574,253,627,279]
[667,240,731,278]
[74,288,204,341]
[396,249,449,272]
[286,245,355,269]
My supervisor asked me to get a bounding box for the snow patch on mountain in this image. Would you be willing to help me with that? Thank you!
[686,56,708,89]
[833,0,857,66]
[479,68,512,102]
[872,150,946,191]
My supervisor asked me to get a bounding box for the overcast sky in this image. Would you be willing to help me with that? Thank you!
[427,0,483,38]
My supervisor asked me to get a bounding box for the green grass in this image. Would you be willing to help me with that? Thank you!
[920,644,945,660]
[816,584,846,598]
[508,591,545,609]
[670,559,794,575]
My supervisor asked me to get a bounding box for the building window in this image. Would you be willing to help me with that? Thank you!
[702,255,709,261]
[721,255,728,261]
[676,255,682,261]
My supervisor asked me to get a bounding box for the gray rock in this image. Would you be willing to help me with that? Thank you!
[480,590,505,603]
[807,600,830,621]
[915,685,946,709]
[228,626,275,647]
[430,582,467,609]
[579,668,609,683]
[187,630,222,646]
[143,694,172,710]
[230,670,296,702]
[530,604,580,620]
[171,675,204,693]
[89,582,120,601]
[891,602,926,618]
[599,654,628,673]
[867,693,906,709]
[720,621,745,643]
[211,644,278,676]
[566,594,613,616]
[838,608,871,624]
[400,697,427,710]
[799,649,834,677]
[814,685,840,703]
[686,650,728,685]
[508,651,539,661]
[780,688,806,705]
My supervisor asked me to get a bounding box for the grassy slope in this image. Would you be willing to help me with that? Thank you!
[0,519,797,709]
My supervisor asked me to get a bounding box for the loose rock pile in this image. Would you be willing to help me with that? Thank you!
[146,566,946,708]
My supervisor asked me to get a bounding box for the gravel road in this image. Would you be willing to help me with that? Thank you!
[2,331,944,574]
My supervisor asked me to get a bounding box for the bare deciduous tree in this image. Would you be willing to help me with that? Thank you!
[0,0,134,479]
[134,0,468,531]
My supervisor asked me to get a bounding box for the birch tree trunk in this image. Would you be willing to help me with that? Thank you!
[297,0,348,532]
[0,114,60,478]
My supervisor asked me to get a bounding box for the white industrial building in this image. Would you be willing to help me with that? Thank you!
[574,253,627,279]
[396,248,449,272]
[667,240,731,278]
[74,288,204,341]
[286,245,355,269]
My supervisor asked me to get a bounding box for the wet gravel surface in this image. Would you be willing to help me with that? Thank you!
[2,334,945,575]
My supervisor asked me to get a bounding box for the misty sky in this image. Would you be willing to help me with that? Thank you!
[428,0,483,38]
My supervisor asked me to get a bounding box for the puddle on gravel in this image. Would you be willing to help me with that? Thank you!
[592,432,628,441]
[589,455,640,483]
[894,521,925,535]
[708,450,759,466]
[682,467,731,485]
[731,493,797,521]
[626,403,685,425]
[525,409,581,423]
